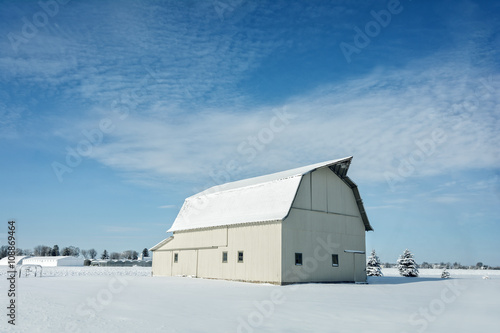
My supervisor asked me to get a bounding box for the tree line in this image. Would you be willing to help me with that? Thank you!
[0,245,150,261]
[366,249,499,279]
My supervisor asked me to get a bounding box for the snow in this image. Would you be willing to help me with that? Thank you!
[168,157,352,232]
[1,267,499,332]
[23,256,84,267]
[169,175,302,232]
[0,256,27,266]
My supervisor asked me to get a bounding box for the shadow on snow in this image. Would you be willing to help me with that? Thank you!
[367,276,443,285]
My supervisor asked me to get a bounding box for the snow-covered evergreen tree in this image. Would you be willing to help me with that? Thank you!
[441,269,450,279]
[366,249,383,276]
[397,249,419,277]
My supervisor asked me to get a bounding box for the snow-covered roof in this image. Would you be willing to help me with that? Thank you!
[168,156,372,232]
[0,256,28,266]
[150,236,173,251]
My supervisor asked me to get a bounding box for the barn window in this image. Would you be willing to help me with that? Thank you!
[174,253,178,263]
[238,251,244,263]
[332,254,339,267]
[295,253,303,265]
[222,251,228,263]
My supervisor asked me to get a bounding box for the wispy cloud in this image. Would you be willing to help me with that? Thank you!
[79,57,499,188]
[158,205,177,209]
[2,1,499,190]
[431,196,463,204]
[466,176,499,191]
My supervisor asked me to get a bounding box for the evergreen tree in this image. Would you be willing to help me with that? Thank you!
[397,249,419,277]
[366,249,383,277]
[62,247,71,256]
[101,249,109,259]
[51,245,60,256]
[142,248,149,258]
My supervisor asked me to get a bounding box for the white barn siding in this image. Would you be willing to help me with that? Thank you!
[152,222,282,284]
[162,228,228,249]
[282,168,366,283]
[326,168,359,216]
[293,173,311,210]
[152,251,172,276]
[311,167,328,211]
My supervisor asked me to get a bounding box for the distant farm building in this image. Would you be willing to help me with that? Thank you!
[151,157,373,284]
[22,256,84,267]
[0,256,29,267]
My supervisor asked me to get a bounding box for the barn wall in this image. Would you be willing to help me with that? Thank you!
[157,227,227,249]
[152,251,172,276]
[282,167,366,283]
[152,222,282,284]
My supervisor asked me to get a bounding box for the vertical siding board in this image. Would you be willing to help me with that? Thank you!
[292,173,311,210]
[311,168,328,212]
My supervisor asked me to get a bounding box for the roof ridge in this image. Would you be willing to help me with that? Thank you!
[192,174,303,199]
[193,156,352,198]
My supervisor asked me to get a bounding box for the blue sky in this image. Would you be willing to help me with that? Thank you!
[0,0,499,265]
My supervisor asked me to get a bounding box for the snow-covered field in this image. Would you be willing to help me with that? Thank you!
[1,267,499,332]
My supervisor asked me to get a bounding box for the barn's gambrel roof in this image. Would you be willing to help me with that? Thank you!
[167,156,373,232]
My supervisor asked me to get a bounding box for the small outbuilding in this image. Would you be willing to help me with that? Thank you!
[22,256,84,267]
[151,156,373,284]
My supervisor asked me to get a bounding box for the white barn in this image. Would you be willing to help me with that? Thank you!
[22,256,84,267]
[151,156,373,284]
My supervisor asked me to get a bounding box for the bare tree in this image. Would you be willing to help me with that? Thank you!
[34,245,52,256]
[88,248,97,259]
[70,246,80,257]
[110,252,120,260]
[120,250,130,259]
[33,245,43,256]
[81,249,89,259]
